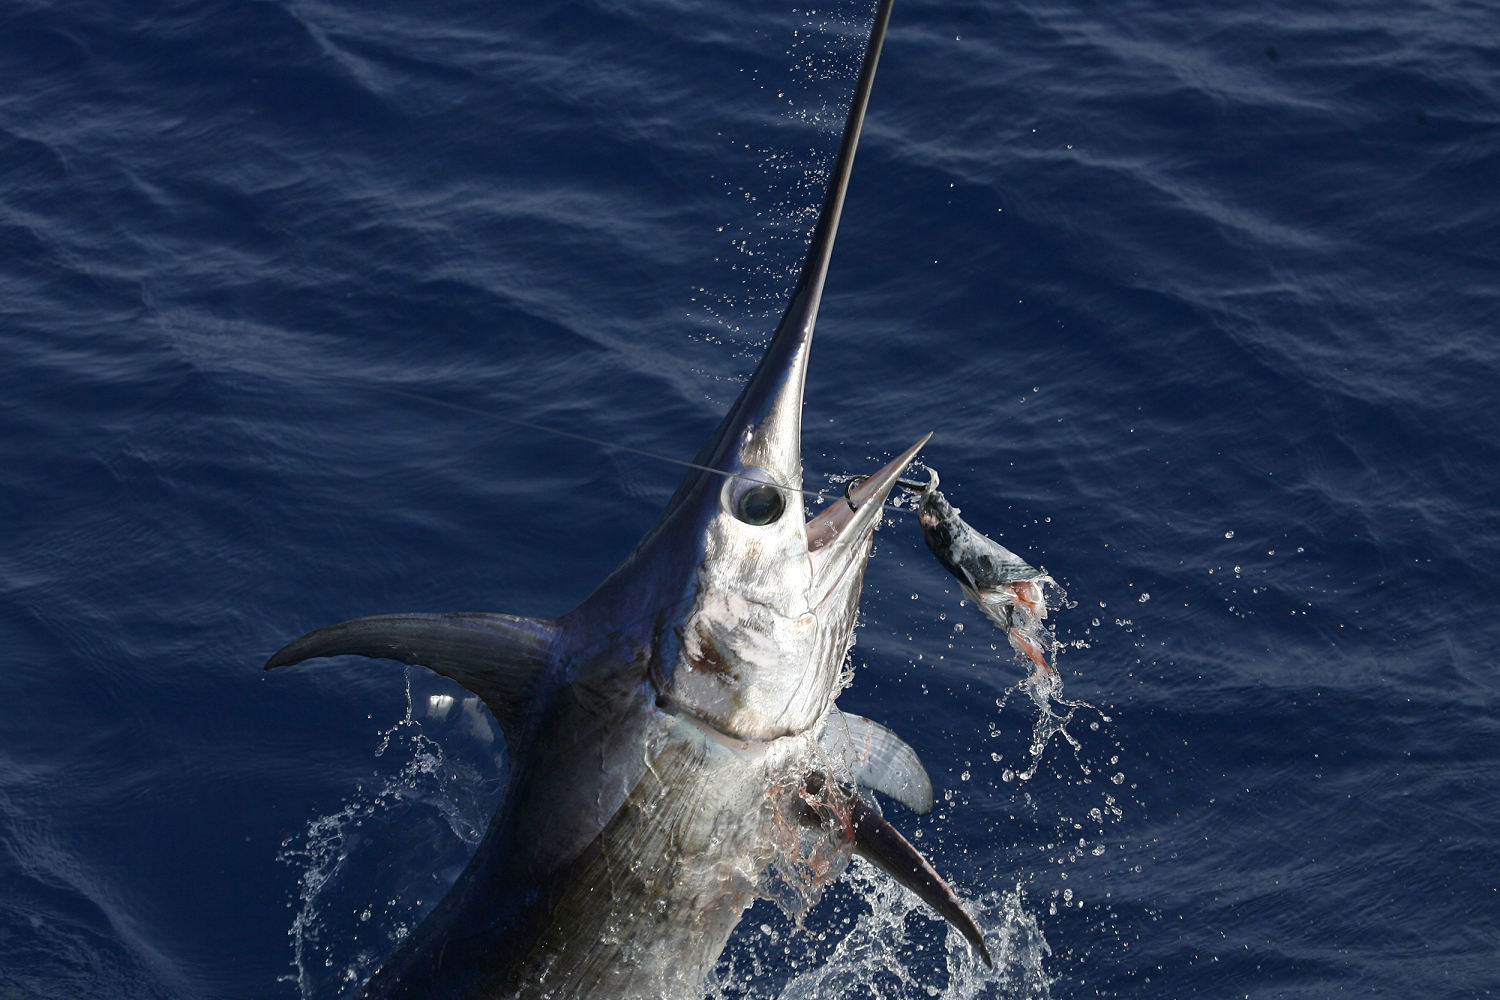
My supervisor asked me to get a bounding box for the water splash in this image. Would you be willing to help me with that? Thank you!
[759,764,859,925]
[999,668,1111,784]
[275,672,502,999]
[711,859,1051,999]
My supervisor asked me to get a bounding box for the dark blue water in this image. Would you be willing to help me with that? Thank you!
[3,0,1496,997]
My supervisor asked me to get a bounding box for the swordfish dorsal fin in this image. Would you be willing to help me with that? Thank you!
[264,612,558,743]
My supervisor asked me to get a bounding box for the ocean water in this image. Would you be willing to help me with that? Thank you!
[2,0,1496,997]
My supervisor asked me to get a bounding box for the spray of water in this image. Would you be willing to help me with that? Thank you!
[275,672,501,999]
[709,858,1051,1000]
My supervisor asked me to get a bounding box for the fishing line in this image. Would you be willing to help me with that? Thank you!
[315,374,921,515]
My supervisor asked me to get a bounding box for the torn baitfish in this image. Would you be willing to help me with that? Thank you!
[916,473,1059,679]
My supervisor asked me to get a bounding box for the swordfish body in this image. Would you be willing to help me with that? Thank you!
[266,3,987,996]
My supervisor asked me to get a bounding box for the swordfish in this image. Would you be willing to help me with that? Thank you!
[266,2,988,996]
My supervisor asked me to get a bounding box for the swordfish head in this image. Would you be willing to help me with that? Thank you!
[571,328,930,741]
[621,357,929,743]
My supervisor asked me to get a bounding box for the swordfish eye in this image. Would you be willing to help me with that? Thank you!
[721,467,787,526]
[737,484,785,525]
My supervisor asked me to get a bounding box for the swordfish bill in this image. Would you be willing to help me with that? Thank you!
[265,2,991,996]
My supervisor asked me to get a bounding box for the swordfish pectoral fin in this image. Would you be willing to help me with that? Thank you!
[264,611,559,741]
[851,795,993,968]
[821,711,934,814]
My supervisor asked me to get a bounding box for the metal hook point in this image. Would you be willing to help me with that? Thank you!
[843,471,934,511]
[844,476,869,511]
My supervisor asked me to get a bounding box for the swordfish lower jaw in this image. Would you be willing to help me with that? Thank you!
[654,434,932,744]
